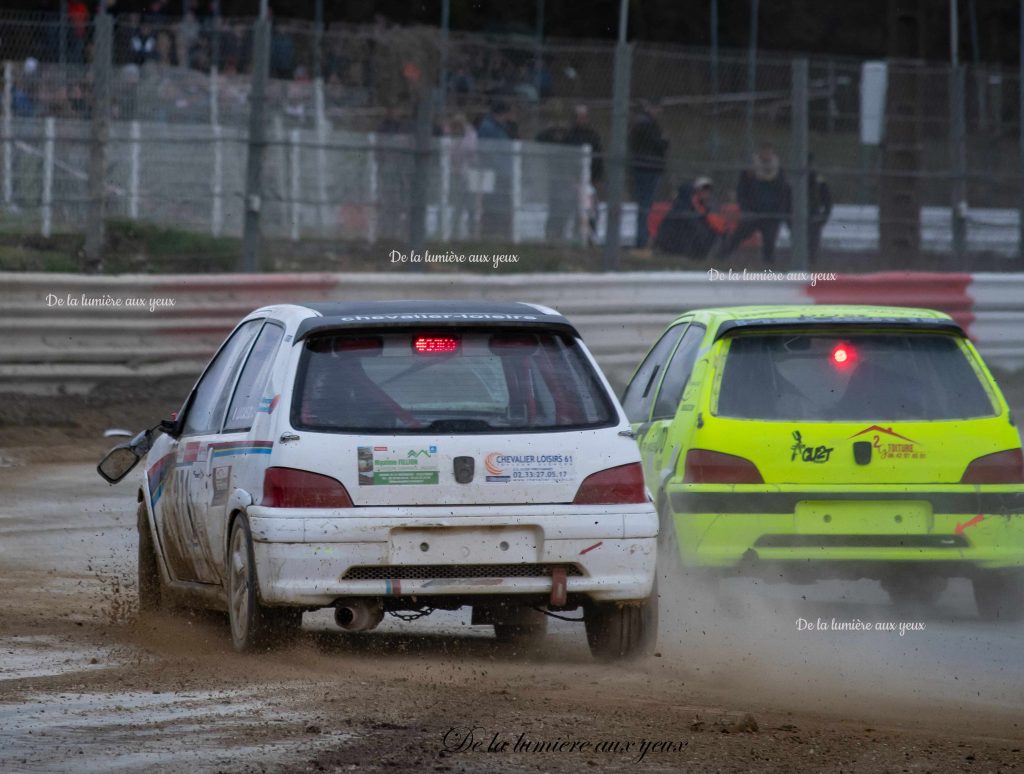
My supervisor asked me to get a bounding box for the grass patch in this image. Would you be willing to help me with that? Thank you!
[104,220,239,273]
[0,221,240,274]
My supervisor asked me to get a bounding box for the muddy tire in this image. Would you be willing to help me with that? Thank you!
[584,590,658,661]
[973,570,1024,622]
[657,500,684,583]
[137,502,163,613]
[227,516,301,652]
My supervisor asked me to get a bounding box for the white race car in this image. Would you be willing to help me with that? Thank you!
[99,301,658,659]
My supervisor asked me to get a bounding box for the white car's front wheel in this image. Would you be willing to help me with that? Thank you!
[137,503,163,614]
[227,516,301,651]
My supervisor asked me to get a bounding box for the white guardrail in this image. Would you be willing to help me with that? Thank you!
[0,271,1022,395]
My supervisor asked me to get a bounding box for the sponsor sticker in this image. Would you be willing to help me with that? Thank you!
[210,465,231,506]
[849,425,927,460]
[358,445,440,486]
[484,452,573,483]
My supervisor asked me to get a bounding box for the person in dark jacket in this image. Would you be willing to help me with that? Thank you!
[654,177,728,259]
[564,104,604,186]
[629,100,669,249]
[477,100,516,241]
[536,103,572,242]
[808,154,833,264]
[719,143,791,263]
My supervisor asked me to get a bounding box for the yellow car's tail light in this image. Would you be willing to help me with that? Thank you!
[683,449,764,484]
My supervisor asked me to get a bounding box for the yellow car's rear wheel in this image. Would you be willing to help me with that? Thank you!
[973,570,1024,622]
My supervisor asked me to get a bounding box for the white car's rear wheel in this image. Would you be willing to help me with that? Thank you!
[227,516,300,651]
[584,588,658,661]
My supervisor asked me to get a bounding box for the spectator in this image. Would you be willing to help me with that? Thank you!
[654,177,728,260]
[270,24,296,79]
[719,142,792,264]
[67,0,89,63]
[129,17,158,65]
[142,0,169,26]
[447,112,478,239]
[375,104,413,240]
[178,1,201,69]
[808,153,833,264]
[477,100,516,241]
[564,104,603,187]
[155,29,176,67]
[629,99,669,249]
[12,59,39,118]
[536,103,572,242]
[448,65,476,105]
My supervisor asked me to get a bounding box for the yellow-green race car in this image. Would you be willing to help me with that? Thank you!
[622,305,1024,620]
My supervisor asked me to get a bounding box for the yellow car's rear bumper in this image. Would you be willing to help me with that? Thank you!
[667,487,1024,571]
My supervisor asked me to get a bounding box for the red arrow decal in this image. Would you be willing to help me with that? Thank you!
[955,514,985,534]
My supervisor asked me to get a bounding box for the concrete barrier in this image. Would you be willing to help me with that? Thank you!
[1,271,1022,394]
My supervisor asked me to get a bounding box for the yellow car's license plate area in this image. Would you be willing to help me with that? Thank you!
[794,500,933,534]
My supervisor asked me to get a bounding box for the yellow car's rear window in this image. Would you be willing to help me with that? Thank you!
[716,332,996,421]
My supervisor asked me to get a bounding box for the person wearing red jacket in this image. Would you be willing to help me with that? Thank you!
[654,177,729,259]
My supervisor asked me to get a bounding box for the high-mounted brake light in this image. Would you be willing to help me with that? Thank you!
[830,342,856,369]
[960,448,1024,484]
[683,449,764,484]
[263,467,354,508]
[413,335,460,354]
[573,463,648,505]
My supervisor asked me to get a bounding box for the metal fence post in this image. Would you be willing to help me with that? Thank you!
[368,132,378,243]
[409,92,433,260]
[129,121,141,220]
[83,13,112,272]
[710,0,720,160]
[603,0,632,271]
[440,136,452,240]
[579,142,592,247]
[950,64,968,265]
[211,123,223,236]
[746,0,760,157]
[1020,0,1024,263]
[314,77,329,236]
[290,128,301,242]
[41,117,55,238]
[790,59,810,270]
[241,15,271,273]
[511,140,522,244]
[2,62,11,208]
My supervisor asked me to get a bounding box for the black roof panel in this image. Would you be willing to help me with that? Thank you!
[293,300,578,341]
[714,316,965,339]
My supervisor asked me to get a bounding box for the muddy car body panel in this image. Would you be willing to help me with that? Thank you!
[623,304,1024,618]
[127,301,657,654]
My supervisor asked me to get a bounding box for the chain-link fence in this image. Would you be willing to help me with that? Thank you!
[1,10,1023,271]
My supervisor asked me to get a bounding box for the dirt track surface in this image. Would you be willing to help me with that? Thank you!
[0,454,1022,774]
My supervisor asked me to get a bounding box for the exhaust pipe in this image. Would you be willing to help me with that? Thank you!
[334,599,384,632]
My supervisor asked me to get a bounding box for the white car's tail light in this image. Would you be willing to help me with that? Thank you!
[263,467,354,508]
[572,463,647,505]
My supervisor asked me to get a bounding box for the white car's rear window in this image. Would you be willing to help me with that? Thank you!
[715,331,997,421]
[292,329,617,433]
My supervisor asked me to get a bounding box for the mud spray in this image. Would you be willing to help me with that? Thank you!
[651,557,1022,733]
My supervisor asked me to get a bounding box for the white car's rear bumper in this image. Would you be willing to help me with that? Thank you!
[245,503,657,606]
